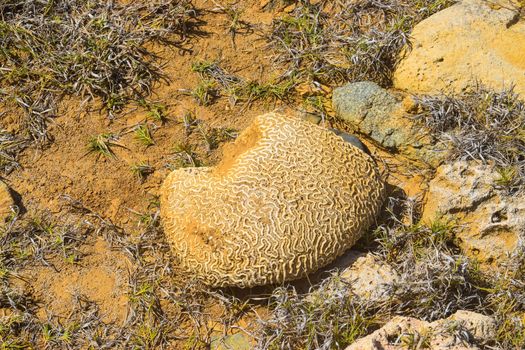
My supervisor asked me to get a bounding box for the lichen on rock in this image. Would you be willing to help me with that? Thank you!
[340,253,400,301]
[160,113,385,287]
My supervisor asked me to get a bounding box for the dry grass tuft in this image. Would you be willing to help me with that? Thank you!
[265,0,455,87]
[0,0,200,143]
[0,128,27,173]
[190,59,295,107]
[255,279,378,350]
[415,85,525,192]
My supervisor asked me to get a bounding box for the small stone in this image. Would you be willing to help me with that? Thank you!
[301,113,322,125]
[446,310,497,340]
[329,129,370,155]
[340,253,399,301]
[345,316,430,350]
[283,4,296,12]
[211,333,252,350]
[346,311,496,349]
[401,95,420,114]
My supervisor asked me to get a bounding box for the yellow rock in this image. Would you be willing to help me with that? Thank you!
[394,0,525,98]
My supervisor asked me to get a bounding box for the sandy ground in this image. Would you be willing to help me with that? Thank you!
[1,0,428,344]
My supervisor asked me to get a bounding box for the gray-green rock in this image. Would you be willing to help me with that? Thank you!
[332,81,450,167]
[332,81,403,149]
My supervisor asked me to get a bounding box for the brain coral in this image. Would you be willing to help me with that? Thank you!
[160,113,385,287]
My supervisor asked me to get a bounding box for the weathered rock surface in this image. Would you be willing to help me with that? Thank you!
[394,0,525,98]
[0,180,14,221]
[422,161,524,265]
[161,113,385,287]
[333,81,401,149]
[346,311,497,350]
[332,81,450,166]
[340,253,400,301]
[445,310,498,341]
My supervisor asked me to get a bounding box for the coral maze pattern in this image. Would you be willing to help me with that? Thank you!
[160,113,385,287]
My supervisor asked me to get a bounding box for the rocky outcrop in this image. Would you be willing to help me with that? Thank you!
[422,161,524,266]
[332,81,450,166]
[346,311,497,350]
[394,0,525,98]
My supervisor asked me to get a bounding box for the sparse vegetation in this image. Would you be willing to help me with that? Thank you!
[300,85,334,122]
[134,124,155,147]
[197,124,237,153]
[190,59,296,107]
[187,0,455,110]
[210,1,252,47]
[373,222,485,320]
[171,141,202,168]
[0,129,26,174]
[0,198,260,349]
[1,1,524,349]
[181,111,200,136]
[0,0,199,141]
[253,193,525,349]
[237,79,296,104]
[86,133,121,159]
[192,61,294,106]
[495,166,520,190]
[254,213,478,349]
[255,278,378,349]
[190,79,219,106]
[415,86,525,192]
[265,0,456,87]
[0,210,89,350]
[138,99,169,124]
[131,163,155,182]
